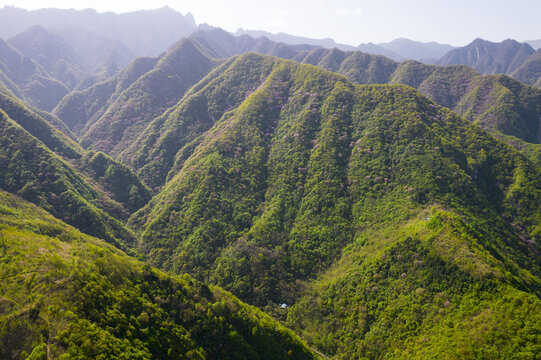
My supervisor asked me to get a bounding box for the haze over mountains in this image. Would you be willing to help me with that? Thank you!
[0,5,540,360]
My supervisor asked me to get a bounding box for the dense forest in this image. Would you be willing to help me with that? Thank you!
[0,8,540,359]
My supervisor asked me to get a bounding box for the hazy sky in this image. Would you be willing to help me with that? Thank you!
[2,0,540,46]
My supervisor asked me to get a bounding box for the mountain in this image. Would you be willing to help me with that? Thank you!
[511,49,541,87]
[118,54,541,359]
[356,43,404,61]
[77,37,219,158]
[0,25,134,111]
[435,38,541,89]
[189,28,319,59]
[438,38,536,74]
[0,189,315,360]
[377,38,455,61]
[0,37,69,111]
[54,30,541,173]
[234,29,407,62]
[236,28,356,51]
[53,56,159,136]
[0,85,151,246]
[285,47,541,164]
[0,6,197,57]
[232,32,456,63]
[54,27,135,89]
[55,29,319,173]
[8,25,86,90]
[293,48,399,84]
[1,23,541,359]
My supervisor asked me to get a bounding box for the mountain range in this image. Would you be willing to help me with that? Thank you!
[236,29,455,62]
[438,38,541,87]
[0,6,540,360]
[0,6,197,56]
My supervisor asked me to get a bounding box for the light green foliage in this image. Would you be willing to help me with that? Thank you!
[0,190,315,360]
[131,54,540,315]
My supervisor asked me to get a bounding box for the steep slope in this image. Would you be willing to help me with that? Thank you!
[527,39,541,50]
[79,38,220,156]
[8,25,86,90]
[53,29,315,144]
[292,49,541,155]
[53,55,158,136]
[190,28,316,59]
[0,190,315,360]
[438,38,536,75]
[355,43,404,62]
[0,110,130,246]
[125,55,540,357]
[236,28,356,51]
[286,47,541,165]
[0,87,151,246]
[389,61,541,164]
[129,53,540,301]
[118,54,279,190]
[55,33,541,171]
[55,27,135,88]
[0,85,81,160]
[0,6,197,57]
[511,49,541,87]
[293,48,398,84]
[288,206,541,358]
[0,37,69,111]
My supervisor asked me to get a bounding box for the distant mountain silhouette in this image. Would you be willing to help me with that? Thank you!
[378,38,455,61]
[0,6,197,56]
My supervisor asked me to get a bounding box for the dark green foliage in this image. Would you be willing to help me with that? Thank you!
[294,48,398,85]
[288,210,541,359]
[0,83,151,237]
[130,55,541,317]
[270,47,541,164]
[79,151,152,214]
[0,190,315,360]
[2,43,540,359]
[0,111,132,246]
[454,75,541,144]
[0,86,81,159]
[121,53,278,189]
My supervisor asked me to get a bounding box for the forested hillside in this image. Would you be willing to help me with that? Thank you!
[0,14,540,360]
[0,190,314,359]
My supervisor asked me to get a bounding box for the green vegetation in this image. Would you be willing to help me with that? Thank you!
[0,190,315,359]
[288,208,541,359]
[1,42,540,359]
[0,85,151,246]
[78,38,221,156]
[0,110,131,247]
[53,56,158,136]
[130,52,540,300]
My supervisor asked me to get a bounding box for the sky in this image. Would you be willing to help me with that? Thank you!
[1,0,540,46]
